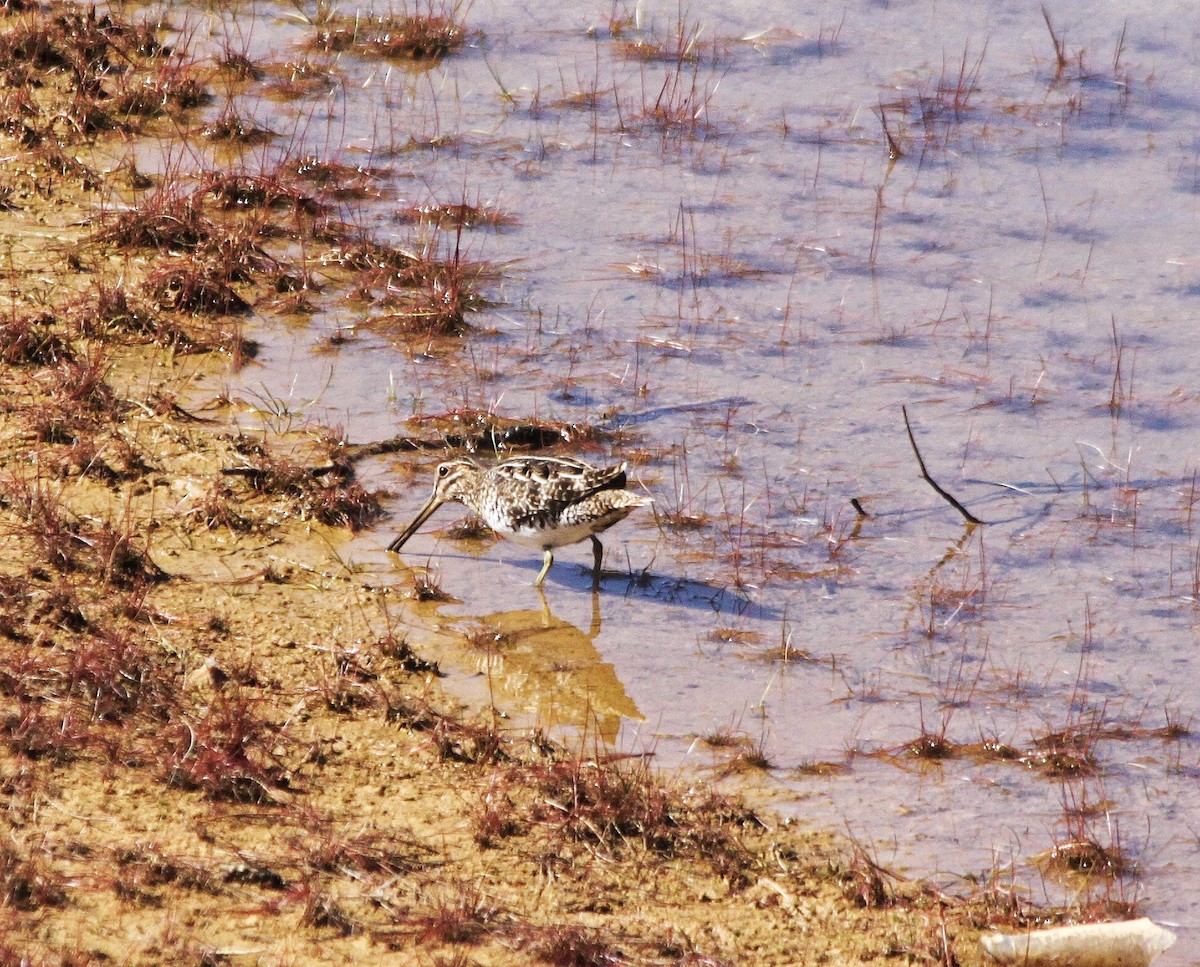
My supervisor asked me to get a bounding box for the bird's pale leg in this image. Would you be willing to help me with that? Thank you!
[589,535,603,587]
[534,548,554,587]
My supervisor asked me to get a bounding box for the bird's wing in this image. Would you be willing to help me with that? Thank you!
[491,457,628,522]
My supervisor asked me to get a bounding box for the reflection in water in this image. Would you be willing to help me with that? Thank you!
[455,590,641,745]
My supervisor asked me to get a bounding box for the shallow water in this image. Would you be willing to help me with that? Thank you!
[177,0,1200,958]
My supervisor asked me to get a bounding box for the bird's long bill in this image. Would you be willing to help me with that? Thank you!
[386,495,445,553]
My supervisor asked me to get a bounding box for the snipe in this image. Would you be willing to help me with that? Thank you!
[387,456,652,587]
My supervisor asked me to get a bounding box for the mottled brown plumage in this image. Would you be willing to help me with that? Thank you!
[387,456,653,586]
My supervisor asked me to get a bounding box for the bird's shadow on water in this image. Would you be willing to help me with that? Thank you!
[385,544,782,623]
[540,562,787,623]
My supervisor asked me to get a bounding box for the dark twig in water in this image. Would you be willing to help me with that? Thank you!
[1041,5,1068,77]
[877,102,903,160]
[902,405,983,525]
[850,497,869,517]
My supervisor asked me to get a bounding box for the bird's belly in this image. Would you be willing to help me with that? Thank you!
[497,519,605,550]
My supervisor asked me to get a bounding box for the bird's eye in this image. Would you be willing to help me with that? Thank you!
[438,465,450,477]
